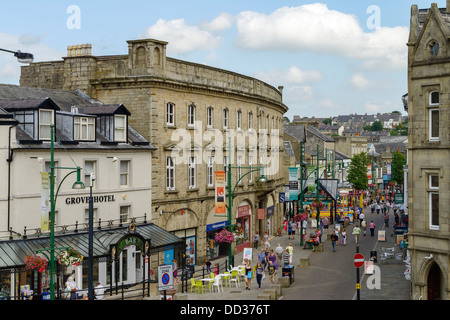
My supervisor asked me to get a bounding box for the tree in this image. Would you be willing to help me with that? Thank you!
[391,150,406,185]
[371,120,383,131]
[323,118,332,125]
[347,152,370,192]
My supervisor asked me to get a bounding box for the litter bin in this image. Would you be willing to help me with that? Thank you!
[41,292,50,300]
[282,265,295,284]
[370,251,377,263]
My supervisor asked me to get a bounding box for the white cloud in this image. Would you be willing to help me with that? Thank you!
[140,18,222,55]
[234,4,408,69]
[349,73,372,90]
[254,66,322,85]
[0,32,63,84]
[202,12,235,32]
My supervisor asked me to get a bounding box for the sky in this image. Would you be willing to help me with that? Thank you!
[0,1,443,119]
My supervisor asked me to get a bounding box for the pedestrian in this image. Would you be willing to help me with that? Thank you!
[353,224,361,243]
[323,217,329,233]
[267,261,277,284]
[275,243,283,263]
[205,258,212,273]
[268,249,278,272]
[94,282,105,300]
[330,232,338,252]
[253,232,260,249]
[282,248,290,266]
[287,221,292,239]
[359,212,365,225]
[244,258,252,290]
[263,232,270,248]
[384,212,390,227]
[68,276,77,300]
[63,281,71,300]
[290,220,296,239]
[172,259,179,283]
[283,218,288,235]
[341,228,347,246]
[258,248,267,270]
[286,243,293,264]
[361,219,367,236]
[255,262,264,290]
[334,226,340,246]
[369,221,376,237]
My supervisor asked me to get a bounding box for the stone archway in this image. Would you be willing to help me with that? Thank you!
[417,254,447,300]
[427,262,442,300]
[165,208,199,231]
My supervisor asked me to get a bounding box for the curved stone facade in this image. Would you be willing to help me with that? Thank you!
[21,38,288,264]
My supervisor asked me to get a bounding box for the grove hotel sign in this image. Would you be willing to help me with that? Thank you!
[65,194,116,205]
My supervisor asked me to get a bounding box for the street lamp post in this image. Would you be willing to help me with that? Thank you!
[48,124,85,300]
[0,48,34,63]
[226,138,267,267]
[88,172,95,300]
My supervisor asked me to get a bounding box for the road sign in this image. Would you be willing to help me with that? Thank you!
[158,264,174,291]
[354,253,364,268]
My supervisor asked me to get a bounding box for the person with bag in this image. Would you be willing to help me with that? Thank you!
[244,258,252,290]
[341,228,347,245]
[330,232,338,252]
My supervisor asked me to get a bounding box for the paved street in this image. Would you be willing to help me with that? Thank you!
[177,205,411,301]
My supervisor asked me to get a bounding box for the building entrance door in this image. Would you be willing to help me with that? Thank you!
[427,263,441,300]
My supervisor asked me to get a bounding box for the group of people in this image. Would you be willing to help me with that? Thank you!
[63,275,104,300]
[240,243,294,290]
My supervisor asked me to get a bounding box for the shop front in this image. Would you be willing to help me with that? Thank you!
[235,202,252,253]
[0,223,184,300]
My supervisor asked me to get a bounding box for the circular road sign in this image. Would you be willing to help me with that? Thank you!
[354,253,364,268]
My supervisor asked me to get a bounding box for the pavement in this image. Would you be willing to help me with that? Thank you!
[176,206,411,301]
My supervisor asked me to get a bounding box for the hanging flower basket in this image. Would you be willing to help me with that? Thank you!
[293,213,308,222]
[25,255,48,273]
[58,248,83,266]
[312,200,324,209]
[214,228,234,244]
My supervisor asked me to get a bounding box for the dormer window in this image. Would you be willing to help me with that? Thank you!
[114,115,127,142]
[74,116,95,141]
[39,109,54,140]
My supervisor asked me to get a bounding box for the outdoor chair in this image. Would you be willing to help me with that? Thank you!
[190,278,197,293]
[230,270,240,288]
[211,275,223,293]
[195,280,206,294]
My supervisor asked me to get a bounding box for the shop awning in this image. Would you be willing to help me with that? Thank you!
[0,223,183,270]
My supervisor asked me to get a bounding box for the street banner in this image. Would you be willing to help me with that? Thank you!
[257,208,265,220]
[289,167,298,200]
[367,163,372,179]
[215,171,226,215]
[387,162,391,179]
[41,172,50,232]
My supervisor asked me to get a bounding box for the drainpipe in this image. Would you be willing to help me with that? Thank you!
[7,123,18,232]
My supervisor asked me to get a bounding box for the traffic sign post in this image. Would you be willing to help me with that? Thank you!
[158,264,174,300]
[354,247,363,300]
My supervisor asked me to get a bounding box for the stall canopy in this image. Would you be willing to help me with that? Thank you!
[0,223,183,270]
[318,179,339,201]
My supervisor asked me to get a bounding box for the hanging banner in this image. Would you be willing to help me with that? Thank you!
[41,172,50,232]
[289,167,298,201]
[215,171,226,215]
[387,162,391,179]
[367,163,372,179]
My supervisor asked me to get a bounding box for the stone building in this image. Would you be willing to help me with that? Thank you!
[20,39,288,265]
[406,2,450,300]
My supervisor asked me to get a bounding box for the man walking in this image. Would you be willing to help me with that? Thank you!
[353,225,361,244]
[330,232,338,252]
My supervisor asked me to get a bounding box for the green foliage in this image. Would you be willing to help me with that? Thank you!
[347,152,370,191]
[391,150,406,184]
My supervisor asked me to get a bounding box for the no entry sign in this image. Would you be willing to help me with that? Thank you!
[354,253,364,268]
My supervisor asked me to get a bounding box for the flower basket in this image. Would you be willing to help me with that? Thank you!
[293,213,308,222]
[312,200,324,210]
[25,255,48,273]
[214,228,234,244]
[58,248,83,266]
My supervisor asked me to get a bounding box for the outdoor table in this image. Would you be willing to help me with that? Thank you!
[200,278,215,291]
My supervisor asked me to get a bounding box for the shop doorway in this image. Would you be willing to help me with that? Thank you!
[427,262,441,300]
